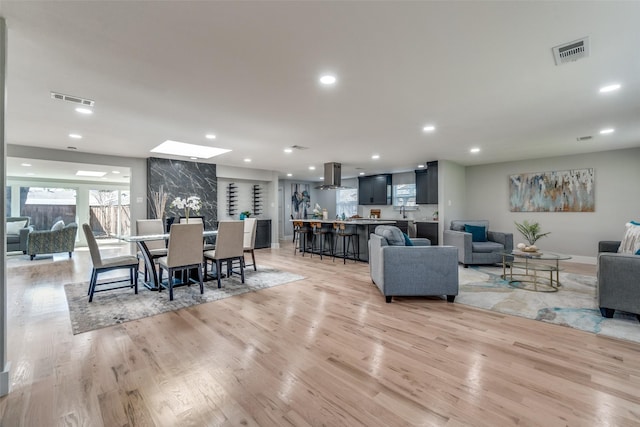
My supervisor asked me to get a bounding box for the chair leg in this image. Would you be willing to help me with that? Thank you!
[133,266,139,294]
[216,260,222,288]
[88,269,98,302]
[198,264,204,294]
[168,268,174,301]
[240,257,245,284]
[250,249,256,271]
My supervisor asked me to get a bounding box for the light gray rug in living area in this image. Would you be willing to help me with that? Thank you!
[65,267,304,335]
[457,266,640,344]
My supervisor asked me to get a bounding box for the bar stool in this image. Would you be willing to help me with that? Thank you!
[293,221,311,256]
[333,222,359,264]
[310,221,333,260]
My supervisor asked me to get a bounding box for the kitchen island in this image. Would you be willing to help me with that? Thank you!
[292,219,396,262]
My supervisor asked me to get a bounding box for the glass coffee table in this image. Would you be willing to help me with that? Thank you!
[501,251,572,292]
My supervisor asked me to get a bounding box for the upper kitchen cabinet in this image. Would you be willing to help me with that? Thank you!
[358,174,392,205]
[415,161,438,204]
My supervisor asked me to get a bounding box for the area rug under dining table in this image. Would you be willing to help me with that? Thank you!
[65,267,304,334]
[457,266,640,344]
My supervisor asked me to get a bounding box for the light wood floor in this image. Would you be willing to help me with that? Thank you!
[1,242,638,426]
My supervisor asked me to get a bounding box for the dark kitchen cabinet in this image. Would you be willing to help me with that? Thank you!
[415,161,438,205]
[416,221,438,245]
[358,174,392,205]
[255,219,271,249]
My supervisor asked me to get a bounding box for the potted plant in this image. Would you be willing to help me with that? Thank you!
[514,220,550,251]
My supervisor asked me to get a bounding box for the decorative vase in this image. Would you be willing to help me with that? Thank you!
[240,213,246,220]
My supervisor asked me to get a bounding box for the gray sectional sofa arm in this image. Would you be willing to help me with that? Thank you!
[597,251,640,318]
[487,231,514,251]
[442,230,472,264]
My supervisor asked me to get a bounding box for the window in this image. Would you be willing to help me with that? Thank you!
[393,184,416,207]
[20,187,77,230]
[336,188,358,218]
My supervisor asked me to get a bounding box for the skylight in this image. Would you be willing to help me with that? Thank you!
[76,170,107,177]
[151,140,231,159]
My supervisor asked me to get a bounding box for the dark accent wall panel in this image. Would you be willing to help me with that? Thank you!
[147,157,217,230]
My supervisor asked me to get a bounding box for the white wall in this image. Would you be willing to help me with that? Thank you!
[439,160,466,244]
[464,147,640,261]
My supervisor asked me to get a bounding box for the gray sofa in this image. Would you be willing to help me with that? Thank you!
[443,220,513,267]
[6,216,33,253]
[597,240,640,320]
[369,225,459,303]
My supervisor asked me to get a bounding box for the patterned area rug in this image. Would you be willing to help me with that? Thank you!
[65,267,304,334]
[457,266,640,344]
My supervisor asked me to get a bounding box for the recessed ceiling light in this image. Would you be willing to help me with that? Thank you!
[190,157,198,160]
[359,172,365,176]
[111,170,120,174]
[287,173,292,177]
[284,148,293,153]
[101,177,108,180]
[151,140,231,159]
[371,154,380,159]
[470,147,481,153]
[599,128,615,134]
[422,125,436,132]
[309,166,316,170]
[205,134,216,139]
[319,74,337,85]
[76,170,107,177]
[244,158,252,162]
[417,164,425,168]
[69,133,82,139]
[21,163,32,167]
[599,84,621,93]
[75,107,93,115]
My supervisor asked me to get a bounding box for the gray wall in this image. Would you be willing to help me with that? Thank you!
[464,147,640,261]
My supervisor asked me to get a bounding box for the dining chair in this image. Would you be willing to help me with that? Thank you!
[136,219,168,281]
[203,221,245,288]
[82,223,139,303]
[179,216,215,250]
[156,223,204,301]
[242,218,258,271]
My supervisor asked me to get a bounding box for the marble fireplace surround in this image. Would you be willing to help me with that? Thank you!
[147,157,218,230]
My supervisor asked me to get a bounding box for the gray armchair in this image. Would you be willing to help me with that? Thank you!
[443,220,513,267]
[369,225,459,303]
[598,241,640,320]
[6,216,33,253]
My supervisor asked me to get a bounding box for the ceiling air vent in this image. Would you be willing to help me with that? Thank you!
[50,91,95,106]
[576,135,593,142]
[552,37,590,66]
[290,145,308,150]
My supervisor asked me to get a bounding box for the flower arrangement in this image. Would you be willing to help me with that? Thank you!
[312,203,322,218]
[171,195,201,222]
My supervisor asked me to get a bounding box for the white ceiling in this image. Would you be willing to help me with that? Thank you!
[2,1,639,182]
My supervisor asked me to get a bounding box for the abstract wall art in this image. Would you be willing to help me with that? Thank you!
[509,168,594,212]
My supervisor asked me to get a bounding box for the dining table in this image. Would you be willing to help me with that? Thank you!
[116,229,218,290]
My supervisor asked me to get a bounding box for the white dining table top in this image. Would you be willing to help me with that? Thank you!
[115,229,218,242]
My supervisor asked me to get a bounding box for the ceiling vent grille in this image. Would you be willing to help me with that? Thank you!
[552,37,590,65]
[576,135,593,142]
[290,145,308,150]
[50,91,95,106]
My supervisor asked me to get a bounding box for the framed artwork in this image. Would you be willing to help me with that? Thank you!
[509,168,594,212]
[291,183,311,219]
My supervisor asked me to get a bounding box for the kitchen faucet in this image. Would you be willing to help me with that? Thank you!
[400,205,407,219]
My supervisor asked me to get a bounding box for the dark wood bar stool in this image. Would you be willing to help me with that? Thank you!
[333,222,359,264]
[293,220,311,256]
[310,221,333,260]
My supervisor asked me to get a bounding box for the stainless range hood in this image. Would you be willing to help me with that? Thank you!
[315,162,343,190]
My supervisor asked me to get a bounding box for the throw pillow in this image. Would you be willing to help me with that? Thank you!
[6,220,27,235]
[375,225,405,246]
[51,220,65,231]
[465,224,487,242]
[618,221,640,255]
[403,232,414,246]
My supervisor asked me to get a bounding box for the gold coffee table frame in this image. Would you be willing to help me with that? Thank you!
[501,251,572,292]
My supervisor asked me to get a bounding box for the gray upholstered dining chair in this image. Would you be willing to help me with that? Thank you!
[242,218,258,271]
[156,223,204,301]
[136,219,167,281]
[203,221,245,288]
[82,223,139,302]
[179,216,215,250]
